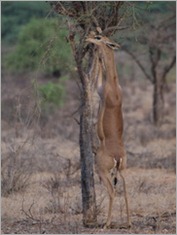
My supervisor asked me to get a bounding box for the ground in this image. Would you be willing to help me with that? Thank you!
[1,61,176,234]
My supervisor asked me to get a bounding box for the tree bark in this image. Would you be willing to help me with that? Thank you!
[79,79,97,226]
[153,76,164,126]
[77,59,97,226]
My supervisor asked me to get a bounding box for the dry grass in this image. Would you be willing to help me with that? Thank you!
[2,165,175,234]
[1,68,176,233]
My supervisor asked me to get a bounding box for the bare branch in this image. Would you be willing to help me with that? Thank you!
[103,25,129,35]
[74,117,80,125]
[51,1,74,17]
[162,55,176,80]
[156,14,176,31]
[123,48,152,82]
[91,14,100,28]
[21,198,39,221]
[149,47,161,81]
[66,20,77,58]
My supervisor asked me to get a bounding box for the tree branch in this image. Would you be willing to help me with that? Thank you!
[162,55,176,80]
[149,46,161,82]
[103,25,129,35]
[51,1,74,17]
[123,48,152,82]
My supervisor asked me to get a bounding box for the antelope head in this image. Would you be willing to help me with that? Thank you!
[86,32,120,50]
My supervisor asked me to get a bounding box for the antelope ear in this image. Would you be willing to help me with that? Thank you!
[96,27,102,34]
[106,42,120,50]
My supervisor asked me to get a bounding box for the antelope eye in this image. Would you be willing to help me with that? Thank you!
[110,43,115,47]
[95,36,101,40]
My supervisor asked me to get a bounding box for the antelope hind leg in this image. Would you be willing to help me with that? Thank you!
[119,169,131,228]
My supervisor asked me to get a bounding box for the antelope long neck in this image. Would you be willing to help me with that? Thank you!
[99,45,119,86]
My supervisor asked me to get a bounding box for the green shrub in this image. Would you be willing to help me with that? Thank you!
[5,18,73,75]
[38,80,66,108]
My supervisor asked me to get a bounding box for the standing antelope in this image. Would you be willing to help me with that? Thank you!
[86,32,130,228]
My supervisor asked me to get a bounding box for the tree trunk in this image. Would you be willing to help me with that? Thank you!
[153,76,164,126]
[78,64,97,227]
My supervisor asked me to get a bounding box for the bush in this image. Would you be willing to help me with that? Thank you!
[1,153,32,197]
[39,80,66,108]
[5,18,73,75]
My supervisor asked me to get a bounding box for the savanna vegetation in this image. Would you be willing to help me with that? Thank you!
[1,1,176,234]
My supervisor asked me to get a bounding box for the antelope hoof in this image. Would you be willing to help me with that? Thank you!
[119,222,132,229]
[103,222,111,229]
[103,224,109,229]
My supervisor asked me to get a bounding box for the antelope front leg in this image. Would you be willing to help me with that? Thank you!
[98,170,115,229]
[104,188,115,229]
